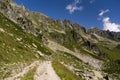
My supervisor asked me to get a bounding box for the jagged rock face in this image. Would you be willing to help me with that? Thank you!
[61,20,86,33]
[87,27,120,41]
[56,19,65,29]
[33,12,54,24]
[0,0,87,35]
[49,29,83,48]
[70,30,82,42]
[63,20,73,29]
[72,23,86,33]
[0,0,36,34]
[81,41,106,59]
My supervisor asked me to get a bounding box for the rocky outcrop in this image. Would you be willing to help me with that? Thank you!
[87,27,120,41]
[0,0,36,34]
[82,41,106,59]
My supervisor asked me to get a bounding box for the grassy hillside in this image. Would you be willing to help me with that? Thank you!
[97,44,120,61]
[0,12,53,78]
[0,0,120,79]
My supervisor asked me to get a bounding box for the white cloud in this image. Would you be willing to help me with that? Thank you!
[103,17,120,32]
[99,9,109,17]
[90,0,95,4]
[66,0,83,14]
[98,9,120,32]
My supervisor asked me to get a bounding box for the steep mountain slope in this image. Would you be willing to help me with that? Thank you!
[0,0,120,80]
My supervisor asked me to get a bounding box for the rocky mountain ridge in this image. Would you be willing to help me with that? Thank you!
[1,0,119,41]
[0,0,120,80]
[87,27,120,41]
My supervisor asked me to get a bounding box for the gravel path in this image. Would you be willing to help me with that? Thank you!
[34,61,61,80]
[4,61,61,80]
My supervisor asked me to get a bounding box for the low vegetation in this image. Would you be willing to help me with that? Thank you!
[0,12,52,78]
[0,0,120,79]
[52,60,82,80]
[21,67,37,80]
[103,60,120,74]
[97,44,120,60]
[52,51,90,69]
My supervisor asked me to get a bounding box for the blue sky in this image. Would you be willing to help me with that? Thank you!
[13,0,120,32]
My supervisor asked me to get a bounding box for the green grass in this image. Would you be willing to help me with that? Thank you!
[49,30,106,61]
[0,12,52,78]
[52,51,89,70]
[52,60,83,80]
[21,66,37,80]
[0,12,52,64]
[97,44,120,77]
[97,44,120,60]
[116,44,120,49]
[77,46,106,61]
[49,30,82,51]
[0,13,36,63]
[103,60,120,75]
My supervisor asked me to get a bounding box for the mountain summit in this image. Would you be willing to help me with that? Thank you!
[0,0,120,80]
